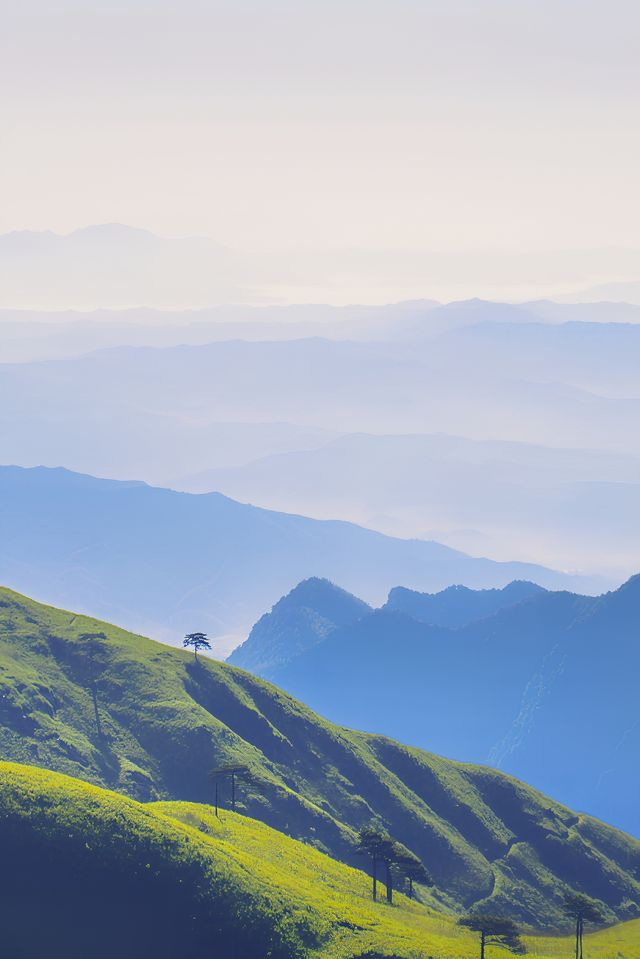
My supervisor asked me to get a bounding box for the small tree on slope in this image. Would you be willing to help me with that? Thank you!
[210,763,251,812]
[563,892,606,959]
[378,835,399,905]
[393,844,431,900]
[458,913,525,959]
[183,631,212,662]
[78,632,109,739]
[356,825,390,902]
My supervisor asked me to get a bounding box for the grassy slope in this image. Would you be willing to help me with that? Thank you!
[160,801,640,959]
[1,760,637,959]
[0,586,639,930]
[0,761,310,959]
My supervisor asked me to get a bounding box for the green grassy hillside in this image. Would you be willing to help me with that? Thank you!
[0,761,310,959]
[0,586,639,930]
[2,760,638,959]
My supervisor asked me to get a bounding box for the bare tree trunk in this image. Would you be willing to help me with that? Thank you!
[480,930,485,959]
[91,682,102,738]
[385,862,393,904]
[231,771,236,810]
[579,917,584,959]
[408,877,413,899]
[372,856,377,901]
[575,918,579,959]
[215,780,219,818]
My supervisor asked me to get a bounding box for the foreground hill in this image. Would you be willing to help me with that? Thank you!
[0,762,305,959]
[0,586,638,929]
[0,465,595,653]
[257,577,640,836]
[3,762,639,959]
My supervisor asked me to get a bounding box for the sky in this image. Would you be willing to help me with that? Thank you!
[1,0,639,303]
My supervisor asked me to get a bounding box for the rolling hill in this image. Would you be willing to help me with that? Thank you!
[3,761,639,958]
[0,586,638,929]
[0,762,306,959]
[0,465,598,654]
[250,577,640,837]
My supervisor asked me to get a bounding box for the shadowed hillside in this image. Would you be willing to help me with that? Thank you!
[230,577,552,678]
[0,586,638,929]
[255,577,640,836]
[2,761,639,959]
[0,762,317,959]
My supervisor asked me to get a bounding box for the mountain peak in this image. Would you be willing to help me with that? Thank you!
[228,578,371,677]
[385,579,547,627]
[69,222,157,238]
[279,577,370,616]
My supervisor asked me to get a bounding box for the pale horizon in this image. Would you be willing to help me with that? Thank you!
[2,0,639,307]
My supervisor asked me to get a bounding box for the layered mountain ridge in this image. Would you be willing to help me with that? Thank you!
[0,465,598,655]
[233,576,640,836]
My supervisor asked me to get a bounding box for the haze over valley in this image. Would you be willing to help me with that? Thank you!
[3,277,640,579]
[3,2,640,955]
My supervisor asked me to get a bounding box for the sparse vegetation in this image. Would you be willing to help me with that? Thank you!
[0,586,638,933]
[0,760,638,959]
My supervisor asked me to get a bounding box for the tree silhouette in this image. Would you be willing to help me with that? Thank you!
[77,632,109,738]
[183,631,211,662]
[355,825,412,904]
[209,762,251,812]
[459,913,525,959]
[355,825,390,902]
[393,844,430,899]
[378,835,399,905]
[563,892,606,959]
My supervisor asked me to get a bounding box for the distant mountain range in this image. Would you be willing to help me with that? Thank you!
[2,301,639,580]
[177,431,640,575]
[385,579,547,625]
[0,299,445,363]
[0,224,247,309]
[2,223,640,308]
[564,279,640,306]
[229,578,548,678]
[230,576,640,836]
[0,467,600,656]
[3,296,640,366]
[229,577,548,677]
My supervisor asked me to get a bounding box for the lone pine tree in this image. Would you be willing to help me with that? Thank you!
[458,913,525,959]
[183,631,212,662]
[563,892,606,959]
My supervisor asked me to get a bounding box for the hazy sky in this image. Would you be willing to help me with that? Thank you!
[2,0,639,263]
